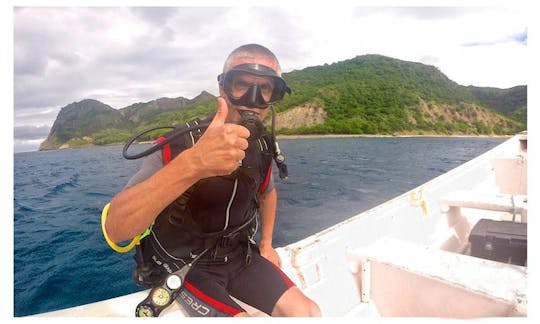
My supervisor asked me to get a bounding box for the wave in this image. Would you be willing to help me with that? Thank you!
[44,173,80,198]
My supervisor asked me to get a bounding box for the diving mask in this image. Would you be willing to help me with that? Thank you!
[218,63,291,108]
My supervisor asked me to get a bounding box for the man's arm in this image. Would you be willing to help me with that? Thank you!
[258,187,281,267]
[105,98,250,243]
[105,149,201,242]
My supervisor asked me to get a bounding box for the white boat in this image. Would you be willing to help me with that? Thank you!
[38,133,528,318]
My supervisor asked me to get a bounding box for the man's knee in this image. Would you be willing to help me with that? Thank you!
[272,287,321,317]
[283,297,320,317]
[304,299,321,317]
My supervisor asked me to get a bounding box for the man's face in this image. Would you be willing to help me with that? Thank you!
[219,57,280,124]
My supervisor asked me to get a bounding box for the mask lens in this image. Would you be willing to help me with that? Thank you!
[226,71,274,101]
[257,80,274,102]
[268,80,287,102]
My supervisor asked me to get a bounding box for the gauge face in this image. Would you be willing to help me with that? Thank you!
[151,287,171,307]
[137,305,154,317]
[166,274,182,290]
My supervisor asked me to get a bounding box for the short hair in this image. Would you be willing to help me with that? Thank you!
[223,44,282,75]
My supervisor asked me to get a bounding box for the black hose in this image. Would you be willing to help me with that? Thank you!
[122,124,209,160]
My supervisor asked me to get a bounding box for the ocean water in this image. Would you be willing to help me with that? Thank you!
[13,137,505,316]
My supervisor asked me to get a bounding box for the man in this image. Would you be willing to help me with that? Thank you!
[103,44,321,317]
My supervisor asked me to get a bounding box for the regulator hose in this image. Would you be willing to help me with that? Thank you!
[122,124,209,160]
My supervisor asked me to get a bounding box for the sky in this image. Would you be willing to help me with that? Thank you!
[10,3,531,153]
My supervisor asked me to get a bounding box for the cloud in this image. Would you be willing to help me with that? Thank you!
[14,8,232,110]
[14,125,51,141]
[129,7,180,26]
[13,125,51,153]
[14,106,59,127]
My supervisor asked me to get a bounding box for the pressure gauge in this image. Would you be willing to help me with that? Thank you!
[151,287,171,307]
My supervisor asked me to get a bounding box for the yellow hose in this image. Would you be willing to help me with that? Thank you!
[101,202,140,253]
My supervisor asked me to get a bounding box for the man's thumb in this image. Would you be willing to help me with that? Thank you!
[208,97,228,128]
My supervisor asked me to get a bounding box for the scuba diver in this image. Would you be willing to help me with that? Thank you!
[101,44,321,317]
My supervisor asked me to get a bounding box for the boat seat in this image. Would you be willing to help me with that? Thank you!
[346,236,527,317]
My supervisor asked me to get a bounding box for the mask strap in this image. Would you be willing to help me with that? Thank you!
[271,105,276,136]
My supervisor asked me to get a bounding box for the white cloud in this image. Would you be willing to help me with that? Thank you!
[441,41,528,87]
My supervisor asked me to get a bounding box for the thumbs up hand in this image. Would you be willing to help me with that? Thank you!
[207,96,230,128]
[182,97,250,178]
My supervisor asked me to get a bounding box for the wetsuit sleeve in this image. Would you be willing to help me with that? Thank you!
[123,150,163,189]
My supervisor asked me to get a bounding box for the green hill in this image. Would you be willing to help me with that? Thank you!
[39,54,526,150]
[39,92,217,150]
[275,55,525,135]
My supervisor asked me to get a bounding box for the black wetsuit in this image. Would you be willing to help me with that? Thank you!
[126,119,294,316]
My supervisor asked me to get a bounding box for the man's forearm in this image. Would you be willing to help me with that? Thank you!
[105,149,200,243]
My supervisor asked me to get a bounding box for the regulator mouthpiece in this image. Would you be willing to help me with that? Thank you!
[238,110,265,139]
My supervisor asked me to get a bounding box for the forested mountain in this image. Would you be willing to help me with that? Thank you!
[39,55,526,151]
[468,85,527,123]
[39,92,217,150]
[275,55,525,135]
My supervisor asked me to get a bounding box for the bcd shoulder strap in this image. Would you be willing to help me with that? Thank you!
[156,118,209,164]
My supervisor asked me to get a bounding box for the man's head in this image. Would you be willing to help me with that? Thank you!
[218,44,290,123]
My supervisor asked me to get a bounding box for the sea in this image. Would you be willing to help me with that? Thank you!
[13,136,506,316]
